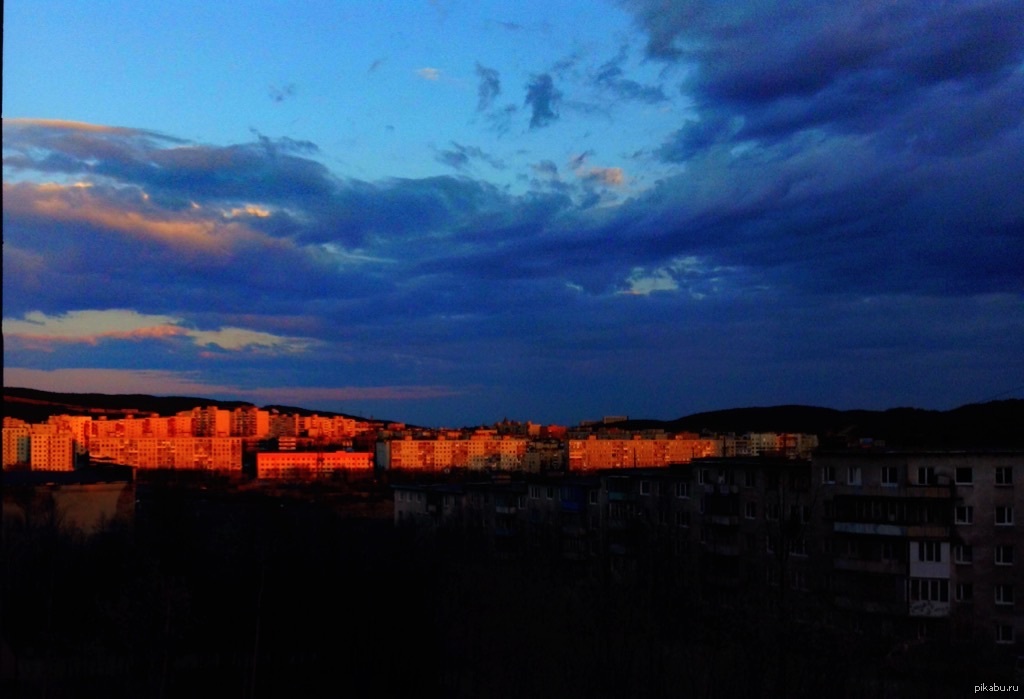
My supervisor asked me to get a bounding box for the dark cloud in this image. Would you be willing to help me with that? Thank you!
[622,0,1024,158]
[5,108,1023,423]
[525,74,561,129]
[594,47,668,104]
[435,142,505,171]
[475,63,501,111]
[268,83,296,103]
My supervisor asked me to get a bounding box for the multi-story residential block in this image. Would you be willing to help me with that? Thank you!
[89,437,243,471]
[567,435,723,470]
[816,451,1023,646]
[29,428,75,471]
[256,450,372,479]
[393,450,1023,651]
[386,434,530,470]
[3,418,32,467]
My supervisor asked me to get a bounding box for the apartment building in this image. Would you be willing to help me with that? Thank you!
[89,437,243,471]
[393,450,1023,650]
[386,434,530,471]
[256,450,372,479]
[816,451,1023,646]
[567,435,723,470]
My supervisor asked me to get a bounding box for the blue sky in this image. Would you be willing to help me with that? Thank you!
[3,0,1023,427]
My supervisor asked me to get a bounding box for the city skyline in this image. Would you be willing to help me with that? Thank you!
[4,1,1024,427]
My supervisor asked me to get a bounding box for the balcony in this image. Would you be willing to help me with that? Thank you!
[833,521,906,537]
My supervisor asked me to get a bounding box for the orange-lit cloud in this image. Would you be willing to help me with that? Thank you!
[580,166,626,186]
[2,118,143,134]
[2,310,313,353]
[2,182,277,257]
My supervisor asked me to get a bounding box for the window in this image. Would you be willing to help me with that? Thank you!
[918,541,942,562]
[744,501,757,519]
[955,467,973,485]
[996,506,1014,526]
[995,624,1015,644]
[881,466,899,486]
[529,485,540,499]
[676,511,690,528]
[954,544,973,564]
[789,538,807,557]
[546,487,554,500]
[917,467,937,486]
[766,503,780,521]
[995,545,1014,566]
[766,536,776,554]
[675,482,690,499]
[822,466,836,485]
[588,490,598,505]
[882,542,897,561]
[955,505,974,525]
[640,480,651,495]
[909,578,948,603]
[956,583,974,603]
[995,466,1013,486]
[698,469,710,485]
[995,585,1015,606]
[847,467,862,486]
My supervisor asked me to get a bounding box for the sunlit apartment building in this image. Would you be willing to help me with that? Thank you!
[256,450,372,479]
[90,436,243,471]
[567,435,723,470]
[385,434,530,470]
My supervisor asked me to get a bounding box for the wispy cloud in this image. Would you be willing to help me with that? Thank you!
[525,74,561,129]
[416,67,441,81]
[475,63,501,112]
[435,142,505,171]
[3,309,314,353]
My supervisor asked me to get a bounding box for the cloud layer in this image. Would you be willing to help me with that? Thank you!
[4,0,1023,425]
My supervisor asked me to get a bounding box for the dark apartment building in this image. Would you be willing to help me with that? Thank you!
[394,450,1023,650]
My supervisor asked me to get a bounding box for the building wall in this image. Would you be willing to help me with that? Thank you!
[256,450,372,479]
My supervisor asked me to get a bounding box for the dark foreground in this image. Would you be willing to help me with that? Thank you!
[2,476,1016,698]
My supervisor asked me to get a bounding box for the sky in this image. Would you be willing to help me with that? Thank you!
[3,0,1023,427]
